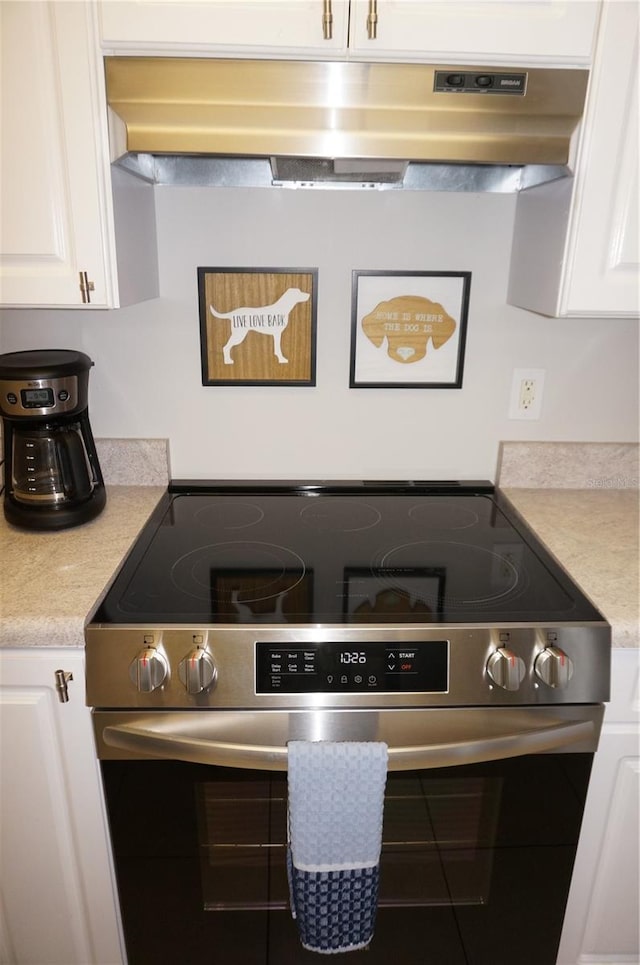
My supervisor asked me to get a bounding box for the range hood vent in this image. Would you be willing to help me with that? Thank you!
[105,58,589,192]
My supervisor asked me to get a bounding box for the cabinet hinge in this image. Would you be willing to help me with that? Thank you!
[79,271,95,304]
[55,669,74,703]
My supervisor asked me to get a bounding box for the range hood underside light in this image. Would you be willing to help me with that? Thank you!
[115,153,571,192]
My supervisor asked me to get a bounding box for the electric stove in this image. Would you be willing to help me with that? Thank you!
[86,481,610,713]
[89,481,611,965]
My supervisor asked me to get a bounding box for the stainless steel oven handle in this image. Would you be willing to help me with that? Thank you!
[100,708,599,770]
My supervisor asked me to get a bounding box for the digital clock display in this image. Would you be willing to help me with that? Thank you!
[21,387,54,407]
[255,641,448,694]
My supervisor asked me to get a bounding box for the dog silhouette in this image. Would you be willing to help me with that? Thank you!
[210,287,310,365]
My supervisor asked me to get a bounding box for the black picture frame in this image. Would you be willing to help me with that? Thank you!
[350,270,471,388]
[198,267,318,386]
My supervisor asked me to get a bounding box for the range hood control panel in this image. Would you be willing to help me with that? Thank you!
[434,71,527,95]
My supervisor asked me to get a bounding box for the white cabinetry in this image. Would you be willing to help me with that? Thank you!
[0,1,157,309]
[508,0,639,318]
[348,0,599,63]
[0,649,123,965]
[558,647,640,965]
[99,0,350,54]
[98,0,598,63]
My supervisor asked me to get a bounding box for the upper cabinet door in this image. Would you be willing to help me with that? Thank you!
[560,0,639,316]
[98,0,351,54]
[98,0,598,62]
[1,1,158,310]
[0,2,115,307]
[348,0,600,63]
[508,0,639,318]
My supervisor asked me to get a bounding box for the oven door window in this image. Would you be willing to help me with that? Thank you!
[102,755,592,965]
[195,773,501,912]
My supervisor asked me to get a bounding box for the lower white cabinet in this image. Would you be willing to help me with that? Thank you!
[0,648,124,965]
[558,647,640,965]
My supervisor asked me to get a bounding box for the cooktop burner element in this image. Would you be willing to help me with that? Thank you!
[193,501,265,530]
[374,540,520,608]
[170,540,307,613]
[92,482,601,626]
[407,501,479,530]
[299,498,382,532]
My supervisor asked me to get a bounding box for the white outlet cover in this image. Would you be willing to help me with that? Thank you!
[508,368,546,420]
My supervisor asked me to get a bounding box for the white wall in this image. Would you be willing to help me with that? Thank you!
[1,185,638,481]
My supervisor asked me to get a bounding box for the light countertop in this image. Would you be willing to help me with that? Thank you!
[1,485,638,649]
[0,486,164,649]
[503,487,639,649]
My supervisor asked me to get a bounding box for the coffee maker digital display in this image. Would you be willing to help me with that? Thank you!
[0,349,106,530]
[22,388,55,407]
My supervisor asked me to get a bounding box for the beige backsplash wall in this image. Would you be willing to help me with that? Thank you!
[1,186,638,480]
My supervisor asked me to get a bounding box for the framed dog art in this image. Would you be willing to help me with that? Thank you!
[198,267,318,386]
[349,270,471,389]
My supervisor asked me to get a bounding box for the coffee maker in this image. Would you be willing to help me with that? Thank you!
[0,349,106,530]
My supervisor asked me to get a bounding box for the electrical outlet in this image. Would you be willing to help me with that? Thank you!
[519,379,536,410]
[508,369,545,420]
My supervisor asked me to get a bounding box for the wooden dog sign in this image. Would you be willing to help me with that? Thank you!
[199,268,318,386]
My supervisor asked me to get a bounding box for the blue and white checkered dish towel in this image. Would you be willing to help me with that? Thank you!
[287,740,389,955]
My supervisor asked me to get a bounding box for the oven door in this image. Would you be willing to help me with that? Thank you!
[95,707,602,965]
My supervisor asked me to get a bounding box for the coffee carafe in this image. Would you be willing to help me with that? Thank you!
[0,349,106,530]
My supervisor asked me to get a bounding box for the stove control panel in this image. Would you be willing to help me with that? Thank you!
[85,624,610,709]
[255,641,449,694]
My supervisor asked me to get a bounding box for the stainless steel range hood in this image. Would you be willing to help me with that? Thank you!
[105,58,589,191]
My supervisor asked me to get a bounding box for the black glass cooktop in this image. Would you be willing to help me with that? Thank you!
[92,482,604,626]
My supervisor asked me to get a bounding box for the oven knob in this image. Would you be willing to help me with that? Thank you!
[179,648,217,695]
[486,648,526,691]
[129,647,168,693]
[535,647,574,688]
